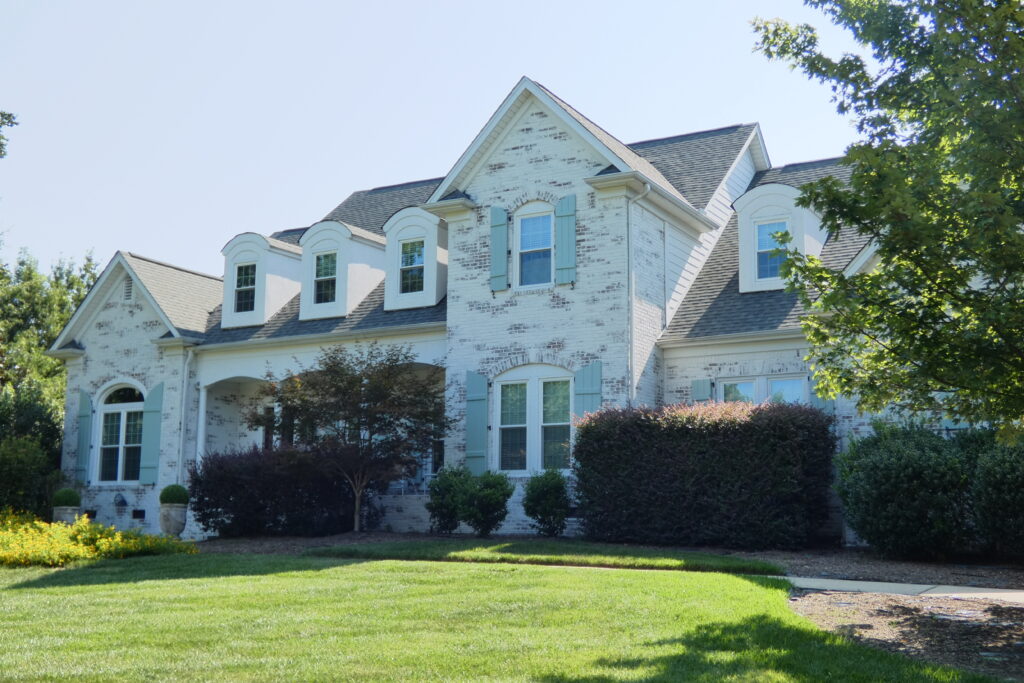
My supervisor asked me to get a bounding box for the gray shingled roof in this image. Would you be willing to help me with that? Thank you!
[121,252,223,338]
[660,158,871,343]
[201,282,446,345]
[631,125,758,210]
[319,178,442,235]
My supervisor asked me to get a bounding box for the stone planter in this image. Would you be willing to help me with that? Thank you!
[52,506,80,524]
[159,503,187,537]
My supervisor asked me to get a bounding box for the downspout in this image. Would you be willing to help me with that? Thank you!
[625,182,651,405]
[177,347,194,485]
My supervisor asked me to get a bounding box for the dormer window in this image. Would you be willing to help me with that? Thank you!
[756,221,787,280]
[400,240,425,293]
[234,263,256,313]
[515,203,554,287]
[314,252,337,304]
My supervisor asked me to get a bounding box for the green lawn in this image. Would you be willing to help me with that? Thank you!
[306,538,782,575]
[0,554,987,681]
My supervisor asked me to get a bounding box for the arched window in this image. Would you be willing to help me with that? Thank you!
[99,386,145,482]
[493,364,572,472]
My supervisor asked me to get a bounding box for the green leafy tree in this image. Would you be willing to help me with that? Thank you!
[248,343,448,532]
[0,249,97,463]
[753,1,1024,434]
[0,111,16,158]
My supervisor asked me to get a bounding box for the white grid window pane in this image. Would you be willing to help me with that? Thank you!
[723,381,755,402]
[520,251,551,286]
[520,215,552,251]
[542,381,570,424]
[401,241,424,267]
[500,383,527,426]
[769,379,804,404]
[757,222,786,251]
[315,253,337,278]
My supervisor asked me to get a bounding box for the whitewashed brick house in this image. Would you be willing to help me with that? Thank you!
[48,77,874,537]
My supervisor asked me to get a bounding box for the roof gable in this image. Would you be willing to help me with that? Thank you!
[120,253,223,337]
[426,77,690,207]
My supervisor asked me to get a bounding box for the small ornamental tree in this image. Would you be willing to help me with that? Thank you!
[247,343,448,532]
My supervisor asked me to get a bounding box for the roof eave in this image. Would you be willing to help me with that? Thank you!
[422,196,478,219]
[194,320,447,353]
[658,327,805,349]
[585,171,716,234]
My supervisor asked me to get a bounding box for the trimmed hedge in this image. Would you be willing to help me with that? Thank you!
[159,484,190,505]
[573,402,835,550]
[0,437,61,517]
[52,488,81,508]
[188,446,354,537]
[838,425,1024,560]
[425,467,515,537]
[522,469,572,537]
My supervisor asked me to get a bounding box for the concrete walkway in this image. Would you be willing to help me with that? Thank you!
[782,575,1024,604]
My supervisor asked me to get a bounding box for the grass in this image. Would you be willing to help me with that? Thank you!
[305,538,783,575]
[0,553,989,681]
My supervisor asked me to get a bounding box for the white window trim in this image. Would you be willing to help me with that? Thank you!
[398,238,426,295]
[492,365,573,474]
[95,386,145,485]
[233,262,257,313]
[512,202,555,291]
[716,374,809,404]
[313,250,338,305]
[754,219,788,284]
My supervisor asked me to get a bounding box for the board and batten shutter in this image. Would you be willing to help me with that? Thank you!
[489,206,509,292]
[139,382,164,485]
[464,371,489,475]
[573,361,602,418]
[691,379,713,402]
[75,390,93,483]
[554,194,577,285]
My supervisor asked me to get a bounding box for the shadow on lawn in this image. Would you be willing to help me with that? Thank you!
[539,614,979,682]
[4,553,368,591]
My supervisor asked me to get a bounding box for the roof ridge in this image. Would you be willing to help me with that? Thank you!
[363,176,444,193]
[766,155,846,170]
[628,123,757,147]
[123,251,222,281]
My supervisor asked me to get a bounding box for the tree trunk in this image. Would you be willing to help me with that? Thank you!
[352,487,362,533]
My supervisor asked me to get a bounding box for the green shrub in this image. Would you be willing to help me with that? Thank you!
[0,437,61,517]
[460,472,514,538]
[574,402,836,549]
[522,470,571,537]
[837,424,971,559]
[159,484,190,505]
[52,488,81,508]
[972,444,1024,559]
[426,466,474,534]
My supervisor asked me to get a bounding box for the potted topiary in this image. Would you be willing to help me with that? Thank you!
[159,484,190,537]
[52,488,81,524]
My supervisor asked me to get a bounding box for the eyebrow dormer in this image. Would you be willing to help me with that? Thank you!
[298,221,386,320]
[734,183,827,293]
[382,207,447,311]
[220,233,302,328]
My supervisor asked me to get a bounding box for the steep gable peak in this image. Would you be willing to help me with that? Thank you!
[427,77,689,207]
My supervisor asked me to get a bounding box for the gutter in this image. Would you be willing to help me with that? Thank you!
[586,171,717,235]
[658,327,806,350]
[192,320,447,353]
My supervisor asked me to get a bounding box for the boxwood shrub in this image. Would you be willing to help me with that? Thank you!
[573,402,835,550]
[972,443,1024,559]
[159,484,190,505]
[188,446,354,537]
[522,469,572,537]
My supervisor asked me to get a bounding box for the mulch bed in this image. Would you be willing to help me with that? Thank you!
[791,591,1024,681]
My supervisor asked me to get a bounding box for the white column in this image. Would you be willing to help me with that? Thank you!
[195,385,208,461]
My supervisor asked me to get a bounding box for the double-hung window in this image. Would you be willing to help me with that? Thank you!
[516,208,554,287]
[756,221,787,280]
[314,252,337,304]
[400,240,425,294]
[99,387,144,482]
[496,367,572,472]
[719,375,807,404]
[234,263,256,312]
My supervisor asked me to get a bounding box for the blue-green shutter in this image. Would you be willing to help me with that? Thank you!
[75,390,92,483]
[465,371,488,474]
[489,206,508,292]
[573,361,602,418]
[555,194,577,285]
[139,382,164,485]
[691,379,712,402]
[808,376,835,415]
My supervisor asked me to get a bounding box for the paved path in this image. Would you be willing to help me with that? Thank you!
[781,575,1024,604]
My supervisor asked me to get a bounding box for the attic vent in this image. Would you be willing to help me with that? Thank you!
[122,276,133,301]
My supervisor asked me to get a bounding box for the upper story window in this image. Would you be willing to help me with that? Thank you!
[495,365,572,472]
[234,263,256,313]
[756,221,788,280]
[719,375,806,404]
[516,205,554,287]
[314,252,337,304]
[400,240,425,293]
[100,387,144,482]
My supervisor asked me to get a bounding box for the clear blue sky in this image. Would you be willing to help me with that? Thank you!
[0,0,865,277]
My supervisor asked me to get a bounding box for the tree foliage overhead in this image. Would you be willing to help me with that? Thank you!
[0,111,16,158]
[248,343,448,531]
[753,1,1024,430]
